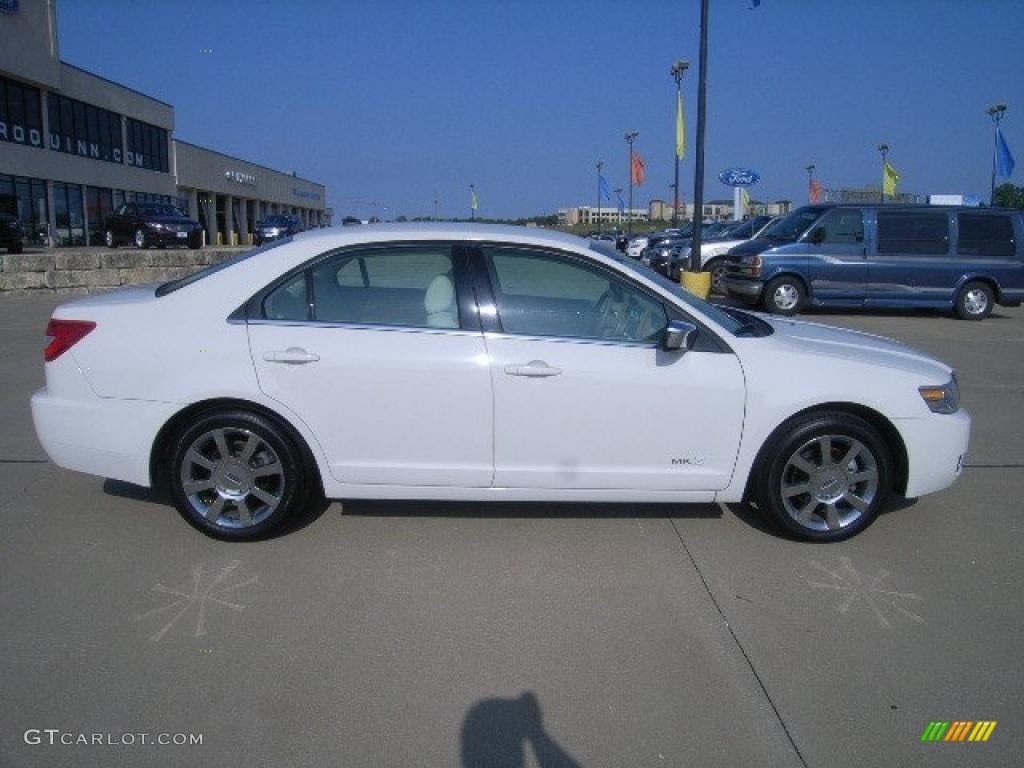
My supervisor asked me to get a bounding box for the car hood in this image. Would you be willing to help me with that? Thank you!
[149,216,197,226]
[728,236,791,257]
[763,316,953,381]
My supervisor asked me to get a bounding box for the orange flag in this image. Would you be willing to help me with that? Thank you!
[809,179,822,203]
[630,151,646,186]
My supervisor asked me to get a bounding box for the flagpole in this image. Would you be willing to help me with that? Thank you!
[805,164,815,203]
[987,104,1007,203]
[671,60,689,229]
[596,161,603,236]
[469,184,475,221]
[877,144,889,203]
[688,0,709,274]
[625,131,639,235]
[614,188,623,228]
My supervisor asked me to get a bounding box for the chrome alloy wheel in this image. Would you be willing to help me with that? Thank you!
[779,434,879,533]
[710,264,728,294]
[772,283,800,311]
[963,287,989,316]
[179,427,285,529]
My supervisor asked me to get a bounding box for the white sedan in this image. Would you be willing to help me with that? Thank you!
[32,224,969,542]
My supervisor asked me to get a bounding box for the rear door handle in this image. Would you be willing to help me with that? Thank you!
[504,360,562,378]
[263,347,320,364]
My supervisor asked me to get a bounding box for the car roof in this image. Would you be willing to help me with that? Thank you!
[290,222,593,251]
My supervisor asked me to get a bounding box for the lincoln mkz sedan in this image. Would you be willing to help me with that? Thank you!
[31,225,970,542]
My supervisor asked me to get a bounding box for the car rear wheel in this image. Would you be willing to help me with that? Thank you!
[104,230,117,248]
[762,275,805,316]
[134,228,148,248]
[168,410,309,540]
[954,281,994,321]
[756,412,892,542]
[706,260,728,295]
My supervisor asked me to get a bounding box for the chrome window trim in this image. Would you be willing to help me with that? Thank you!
[244,317,480,338]
[483,330,660,350]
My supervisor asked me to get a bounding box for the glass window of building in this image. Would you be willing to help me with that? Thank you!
[0,174,48,245]
[125,118,169,172]
[53,182,86,247]
[0,76,44,148]
[47,93,123,163]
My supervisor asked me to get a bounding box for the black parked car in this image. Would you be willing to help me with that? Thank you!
[0,213,24,254]
[254,214,303,245]
[104,203,202,249]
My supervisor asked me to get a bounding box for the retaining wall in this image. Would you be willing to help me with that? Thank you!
[0,247,246,296]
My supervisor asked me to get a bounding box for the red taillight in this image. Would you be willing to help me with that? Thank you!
[43,319,96,362]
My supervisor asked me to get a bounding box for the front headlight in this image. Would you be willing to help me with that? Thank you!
[919,375,960,414]
[146,222,166,231]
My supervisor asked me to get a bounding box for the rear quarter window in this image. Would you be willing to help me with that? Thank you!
[957,214,1016,258]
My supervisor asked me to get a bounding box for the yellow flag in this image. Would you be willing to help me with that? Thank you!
[883,162,900,197]
[676,91,686,158]
[741,187,750,209]
[471,188,479,211]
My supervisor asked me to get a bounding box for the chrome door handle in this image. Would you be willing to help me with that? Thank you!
[504,360,562,377]
[263,347,320,364]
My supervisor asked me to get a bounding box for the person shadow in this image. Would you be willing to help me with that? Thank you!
[461,692,582,768]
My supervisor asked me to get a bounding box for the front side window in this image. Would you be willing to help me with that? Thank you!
[877,212,949,255]
[483,247,667,344]
[957,214,1015,258]
[813,208,864,245]
[310,246,458,328]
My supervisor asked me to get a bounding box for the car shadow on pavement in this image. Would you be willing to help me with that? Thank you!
[721,495,919,540]
[461,691,583,768]
[101,479,333,539]
[338,499,722,520]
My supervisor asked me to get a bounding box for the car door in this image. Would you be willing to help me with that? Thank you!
[472,244,745,491]
[866,209,951,305]
[247,242,494,487]
[805,207,867,304]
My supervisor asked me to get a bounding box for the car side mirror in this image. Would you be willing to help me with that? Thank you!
[663,320,698,352]
[809,227,826,245]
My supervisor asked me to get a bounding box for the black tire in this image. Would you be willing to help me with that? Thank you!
[168,409,310,540]
[104,230,118,248]
[755,411,892,542]
[954,281,994,321]
[762,275,806,316]
[706,259,729,295]
[134,228,148,249]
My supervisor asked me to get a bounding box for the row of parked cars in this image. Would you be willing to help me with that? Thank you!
[608,204,1024,321]
[101,204,305,249]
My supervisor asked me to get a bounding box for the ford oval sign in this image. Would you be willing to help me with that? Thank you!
[719,168,760,187]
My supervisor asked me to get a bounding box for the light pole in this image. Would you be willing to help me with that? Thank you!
[614,188,623,228]
[469,184,475,221]
[596,161,604,235]
[877,144,889,203]
[805,164,815,202]
[625,131,639,234]
[987,103,1008,203]
[671,60,689,228]
[688,0,709,275]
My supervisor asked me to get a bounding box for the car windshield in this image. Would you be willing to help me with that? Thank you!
[155,237,293,296]
[760,207,828,241]
[260,216,290,226]
[138,204,185,217]
[592,242,751,335]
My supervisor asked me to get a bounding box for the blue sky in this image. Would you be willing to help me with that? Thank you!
[57,0,1022,219]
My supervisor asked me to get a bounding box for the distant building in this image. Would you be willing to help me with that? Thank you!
[557,206,647,226]
[823,185,922,205]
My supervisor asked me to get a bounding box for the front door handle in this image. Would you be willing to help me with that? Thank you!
[263,347,320,364]
[504,360,562,377]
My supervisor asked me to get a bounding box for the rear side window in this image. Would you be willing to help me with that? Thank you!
[309,246,458,328]
[877,212,949,255]
[957,214,1015,258]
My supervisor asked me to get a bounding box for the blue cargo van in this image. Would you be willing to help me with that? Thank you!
[722,204,1024,320]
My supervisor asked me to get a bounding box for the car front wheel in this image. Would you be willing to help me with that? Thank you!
[954,281,994,321]
[756,412,892,542]
[706,260,728,295]
[762,275,805,316]
[104,230,118,248]
[168,410,309,540]
[134,228,148,248]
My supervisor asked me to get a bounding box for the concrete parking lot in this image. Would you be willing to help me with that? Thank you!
[1,293,1021,767]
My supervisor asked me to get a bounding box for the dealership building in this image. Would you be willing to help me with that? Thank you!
[0,0,329,247]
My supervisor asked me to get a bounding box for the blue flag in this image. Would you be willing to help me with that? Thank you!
[996,127,1015,178]
[616,193,626,212]
[599,175,611,202]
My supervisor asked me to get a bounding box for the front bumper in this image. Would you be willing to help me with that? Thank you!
[147,229,202,247]
[722,276,764,297]
[895,409,971,498]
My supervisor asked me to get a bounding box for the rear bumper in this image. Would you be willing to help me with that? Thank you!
[31,387,178,487]
[895,409,971,498]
